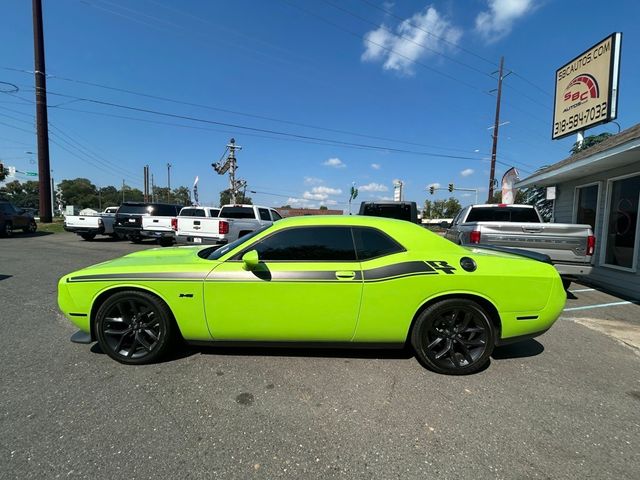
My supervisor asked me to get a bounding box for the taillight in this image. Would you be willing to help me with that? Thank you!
[219,221,229,235]
[469,230,481,244]
[171,218,177,231]
[586,235,595,256]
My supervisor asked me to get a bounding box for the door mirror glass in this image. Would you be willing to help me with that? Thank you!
[242,250,260,270]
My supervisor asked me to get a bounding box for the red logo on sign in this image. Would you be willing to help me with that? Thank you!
[563,74,600,103]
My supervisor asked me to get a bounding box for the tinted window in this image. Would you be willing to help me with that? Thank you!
[247,227,356,261]
[179,208,194,216]
[466,207,540,223]
[0,203,14,214]
[575,184,598,230]
[360,203,415,222]
[258,208,271,221]
[220,206,255,219]
[353,227,404,260]
[118,204,150,214]
[152,204,181,216]
[271,210,282,221]
[193,209,206,217]
[200,226,270,260]
[209,208,220,217]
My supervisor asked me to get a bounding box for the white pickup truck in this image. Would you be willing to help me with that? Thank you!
[64,206,120,240]
[443,203,595,289]
[175,204,282,246]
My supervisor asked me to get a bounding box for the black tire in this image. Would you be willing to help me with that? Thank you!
[1,222,11,237]
[80,233,96,241]
[411,298,495,375]
[95,290,175,365]
[131,236,143,244]
[561,278,572,291]
[158,237,173,247]
[23,220,37,233]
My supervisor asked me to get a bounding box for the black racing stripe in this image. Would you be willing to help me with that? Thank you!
[362,261,436,280]
[68,272,207,282]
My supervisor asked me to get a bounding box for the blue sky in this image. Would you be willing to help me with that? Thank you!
[1,0,638,211]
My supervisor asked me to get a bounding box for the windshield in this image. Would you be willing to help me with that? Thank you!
[198,225,271,260]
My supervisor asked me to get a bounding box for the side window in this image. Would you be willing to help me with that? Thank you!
[452,210,463,226]
[258,208,271,221]
[210,209,220,217]
[246,227,356,261]
[270,210,283,221]
[352,227,405,260]
[180,209,193,217]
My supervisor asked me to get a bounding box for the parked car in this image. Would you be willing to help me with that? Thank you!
[442,203,595,289]
[174,204,281,246]
[0,201,37,237]
[58,215,566,375]
[64,206,120,241]
[113,202,182,244]
[359,201,419,223]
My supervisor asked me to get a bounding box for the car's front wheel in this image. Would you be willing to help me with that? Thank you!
[1,222,12,237]
[411,298,495,375]
[80,233,96,241]
[95,290,175,365]
[24,220,37,233]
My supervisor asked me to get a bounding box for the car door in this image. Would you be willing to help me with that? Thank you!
[203,226,363,342]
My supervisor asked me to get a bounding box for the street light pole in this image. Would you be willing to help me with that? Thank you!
[167,162,172,202]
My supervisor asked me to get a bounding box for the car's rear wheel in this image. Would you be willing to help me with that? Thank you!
[80,233,96,241]
[411,298,495,375]
[95,290,175,365]
[2,222,12,237]
[158,237,173,247]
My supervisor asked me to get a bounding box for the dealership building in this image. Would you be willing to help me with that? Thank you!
[517,123,640,300]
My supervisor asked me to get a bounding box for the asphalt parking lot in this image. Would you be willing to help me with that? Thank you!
[1,232,639,480]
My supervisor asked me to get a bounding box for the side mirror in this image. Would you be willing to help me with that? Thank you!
[439,221,452,229]
[242,250,260,271]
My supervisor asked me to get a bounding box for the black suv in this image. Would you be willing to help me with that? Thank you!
[0,201,37,237]
[114,202,182,243]
[358,201,419,224]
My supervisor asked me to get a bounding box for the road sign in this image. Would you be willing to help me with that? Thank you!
[26,172,38,176]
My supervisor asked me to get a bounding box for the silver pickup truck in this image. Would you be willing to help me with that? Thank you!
[443,204,595,289]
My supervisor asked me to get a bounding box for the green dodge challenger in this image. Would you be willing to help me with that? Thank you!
[58,215,566,375]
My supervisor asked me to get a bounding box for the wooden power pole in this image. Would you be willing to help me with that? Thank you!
[488,56,505,203]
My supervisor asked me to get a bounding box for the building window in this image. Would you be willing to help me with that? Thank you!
[575,184,599,230]
[604,174,640,270]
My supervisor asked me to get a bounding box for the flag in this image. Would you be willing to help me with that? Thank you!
[193,176,199,205]
[501,167,520,204]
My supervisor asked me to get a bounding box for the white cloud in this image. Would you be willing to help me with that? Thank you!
[304,176,323,185]
[361,6,462,75]
[312,186,342,195]
[371,163,381,170]
[323,157,346,168]
[303,191,328,201]
[324,199,338,206]
[427,182,441,189]
[461,168,474,177]
[475,0,535,43]
[286,197,317,208]
[359,182,389,192]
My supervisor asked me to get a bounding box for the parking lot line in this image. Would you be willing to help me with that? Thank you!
[569,288,595,293]
[564,301,636,312]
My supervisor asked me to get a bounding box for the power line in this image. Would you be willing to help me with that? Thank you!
[2,67,488,155]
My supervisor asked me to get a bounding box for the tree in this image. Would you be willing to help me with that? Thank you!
[172,186,191,205]
[0,180,39,208]
[58,178,98,209]
[423,197,461,219]
[99,186,121,208]
[219,188,252,206]
[0,164,7,182]
[570,132,613,155]
[319,205,328,210]
[279,204,292,209]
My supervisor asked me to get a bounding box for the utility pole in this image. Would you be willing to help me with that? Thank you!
[122,179,125,203]
[167,162,172,202]
[227,139,241,204]
[151,173,155,203]
[143,165,148,202]
[488,56,505,203]
[32,0,52,222]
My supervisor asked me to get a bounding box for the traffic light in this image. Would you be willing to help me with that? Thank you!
[429,185,434,195]
[448,183,454,192]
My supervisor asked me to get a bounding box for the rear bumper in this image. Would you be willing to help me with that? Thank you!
[140,230,175,239]
[175,234,227,246]
[64,225,105,235]
[114,226,142,236]
[553,263,593,277]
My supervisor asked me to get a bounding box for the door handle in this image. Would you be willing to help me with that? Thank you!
[335,271,356,280]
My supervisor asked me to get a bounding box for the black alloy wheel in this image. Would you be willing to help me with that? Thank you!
[95,291,175,365]
[2,222,12,237]
[411,299,495,375]
[80,232,96,241]
[27,220,37,233]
